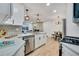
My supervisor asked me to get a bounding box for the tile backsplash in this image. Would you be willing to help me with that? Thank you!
[0,25,22,36]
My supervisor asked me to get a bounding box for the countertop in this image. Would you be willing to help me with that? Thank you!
[17,33,34,37]
[0,38,25,56]
[17,32,46,38]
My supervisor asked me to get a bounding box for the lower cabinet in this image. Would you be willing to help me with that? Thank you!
[62,45,77,56]
[35,33,47,49]
[15,45,24,56]
[35,34,41,49]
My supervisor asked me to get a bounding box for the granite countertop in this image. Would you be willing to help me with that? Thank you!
[17,33,35,38]
[33,32,46,34]
[0,38,25,56]
[17,32,46,37]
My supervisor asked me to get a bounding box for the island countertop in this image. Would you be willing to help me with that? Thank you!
[0,38,25,56]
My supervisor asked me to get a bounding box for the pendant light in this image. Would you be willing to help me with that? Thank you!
[36,13,40,22]
[25,9,30,21]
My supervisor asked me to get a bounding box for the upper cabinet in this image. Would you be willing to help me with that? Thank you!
[11,4,24,25]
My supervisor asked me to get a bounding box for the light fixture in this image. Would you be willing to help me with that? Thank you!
[25,9,30,21]
[36,13,40,22]
[25,15,30,20]
[53,10,57,13]
[46,3,50,6]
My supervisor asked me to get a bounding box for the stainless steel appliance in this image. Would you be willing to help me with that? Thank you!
[60,36,79,56]
[23,35,35,55]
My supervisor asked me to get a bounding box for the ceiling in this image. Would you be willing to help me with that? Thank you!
[24,3,67,22]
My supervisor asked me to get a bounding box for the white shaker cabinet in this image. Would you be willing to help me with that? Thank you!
[15,45,24,56]
[40,34,47,46]
[35,33,47,49]
[35,34,41,49]
[11,4,24,25]
[14,37,25,56]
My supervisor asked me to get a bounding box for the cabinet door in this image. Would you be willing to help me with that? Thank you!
[39,34,46,46]
[35,34,41,49]
[12,4,24,25]
[15,45,24,56]
[35,34,47,49]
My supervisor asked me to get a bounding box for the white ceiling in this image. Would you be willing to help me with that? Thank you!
[24,3,67,22]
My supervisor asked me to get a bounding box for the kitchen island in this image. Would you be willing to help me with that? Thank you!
[0,32,47,56]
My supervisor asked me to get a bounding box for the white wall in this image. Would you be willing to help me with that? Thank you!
[0,3,10,15]
[66,4,79,37]
[43,21,54,37]
[0,3,11,23]
[43,3,79,37]
[43,3,66,37]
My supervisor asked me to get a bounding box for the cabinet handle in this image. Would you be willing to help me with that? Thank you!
[43,36,45,38]
[13,19,14,24]
[39,37,41,40]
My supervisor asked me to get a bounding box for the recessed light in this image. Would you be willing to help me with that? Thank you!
[46,3,50,6]
[53,10,57,13]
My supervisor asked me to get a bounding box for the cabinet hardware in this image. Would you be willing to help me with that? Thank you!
[39,37,41,40]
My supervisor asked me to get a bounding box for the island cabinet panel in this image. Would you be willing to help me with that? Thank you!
[35,33,47,49]
[15,45,24,56]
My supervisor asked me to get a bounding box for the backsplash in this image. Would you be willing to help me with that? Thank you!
[0,25,22,36]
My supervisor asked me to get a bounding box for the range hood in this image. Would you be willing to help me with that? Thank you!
[0,14,10,24]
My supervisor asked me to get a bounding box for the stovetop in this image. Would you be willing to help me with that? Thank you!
[61,36,79,46]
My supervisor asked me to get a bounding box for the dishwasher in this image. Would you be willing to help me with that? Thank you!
[23,35,35,55]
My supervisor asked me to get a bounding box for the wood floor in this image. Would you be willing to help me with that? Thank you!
[28,38,59,56]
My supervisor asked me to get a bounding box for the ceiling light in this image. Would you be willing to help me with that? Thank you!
[46,3,50,6]
[53,10,57,13]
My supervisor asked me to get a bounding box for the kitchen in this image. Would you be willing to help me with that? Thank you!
[0,3,51,56]
[0,3,79,56]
